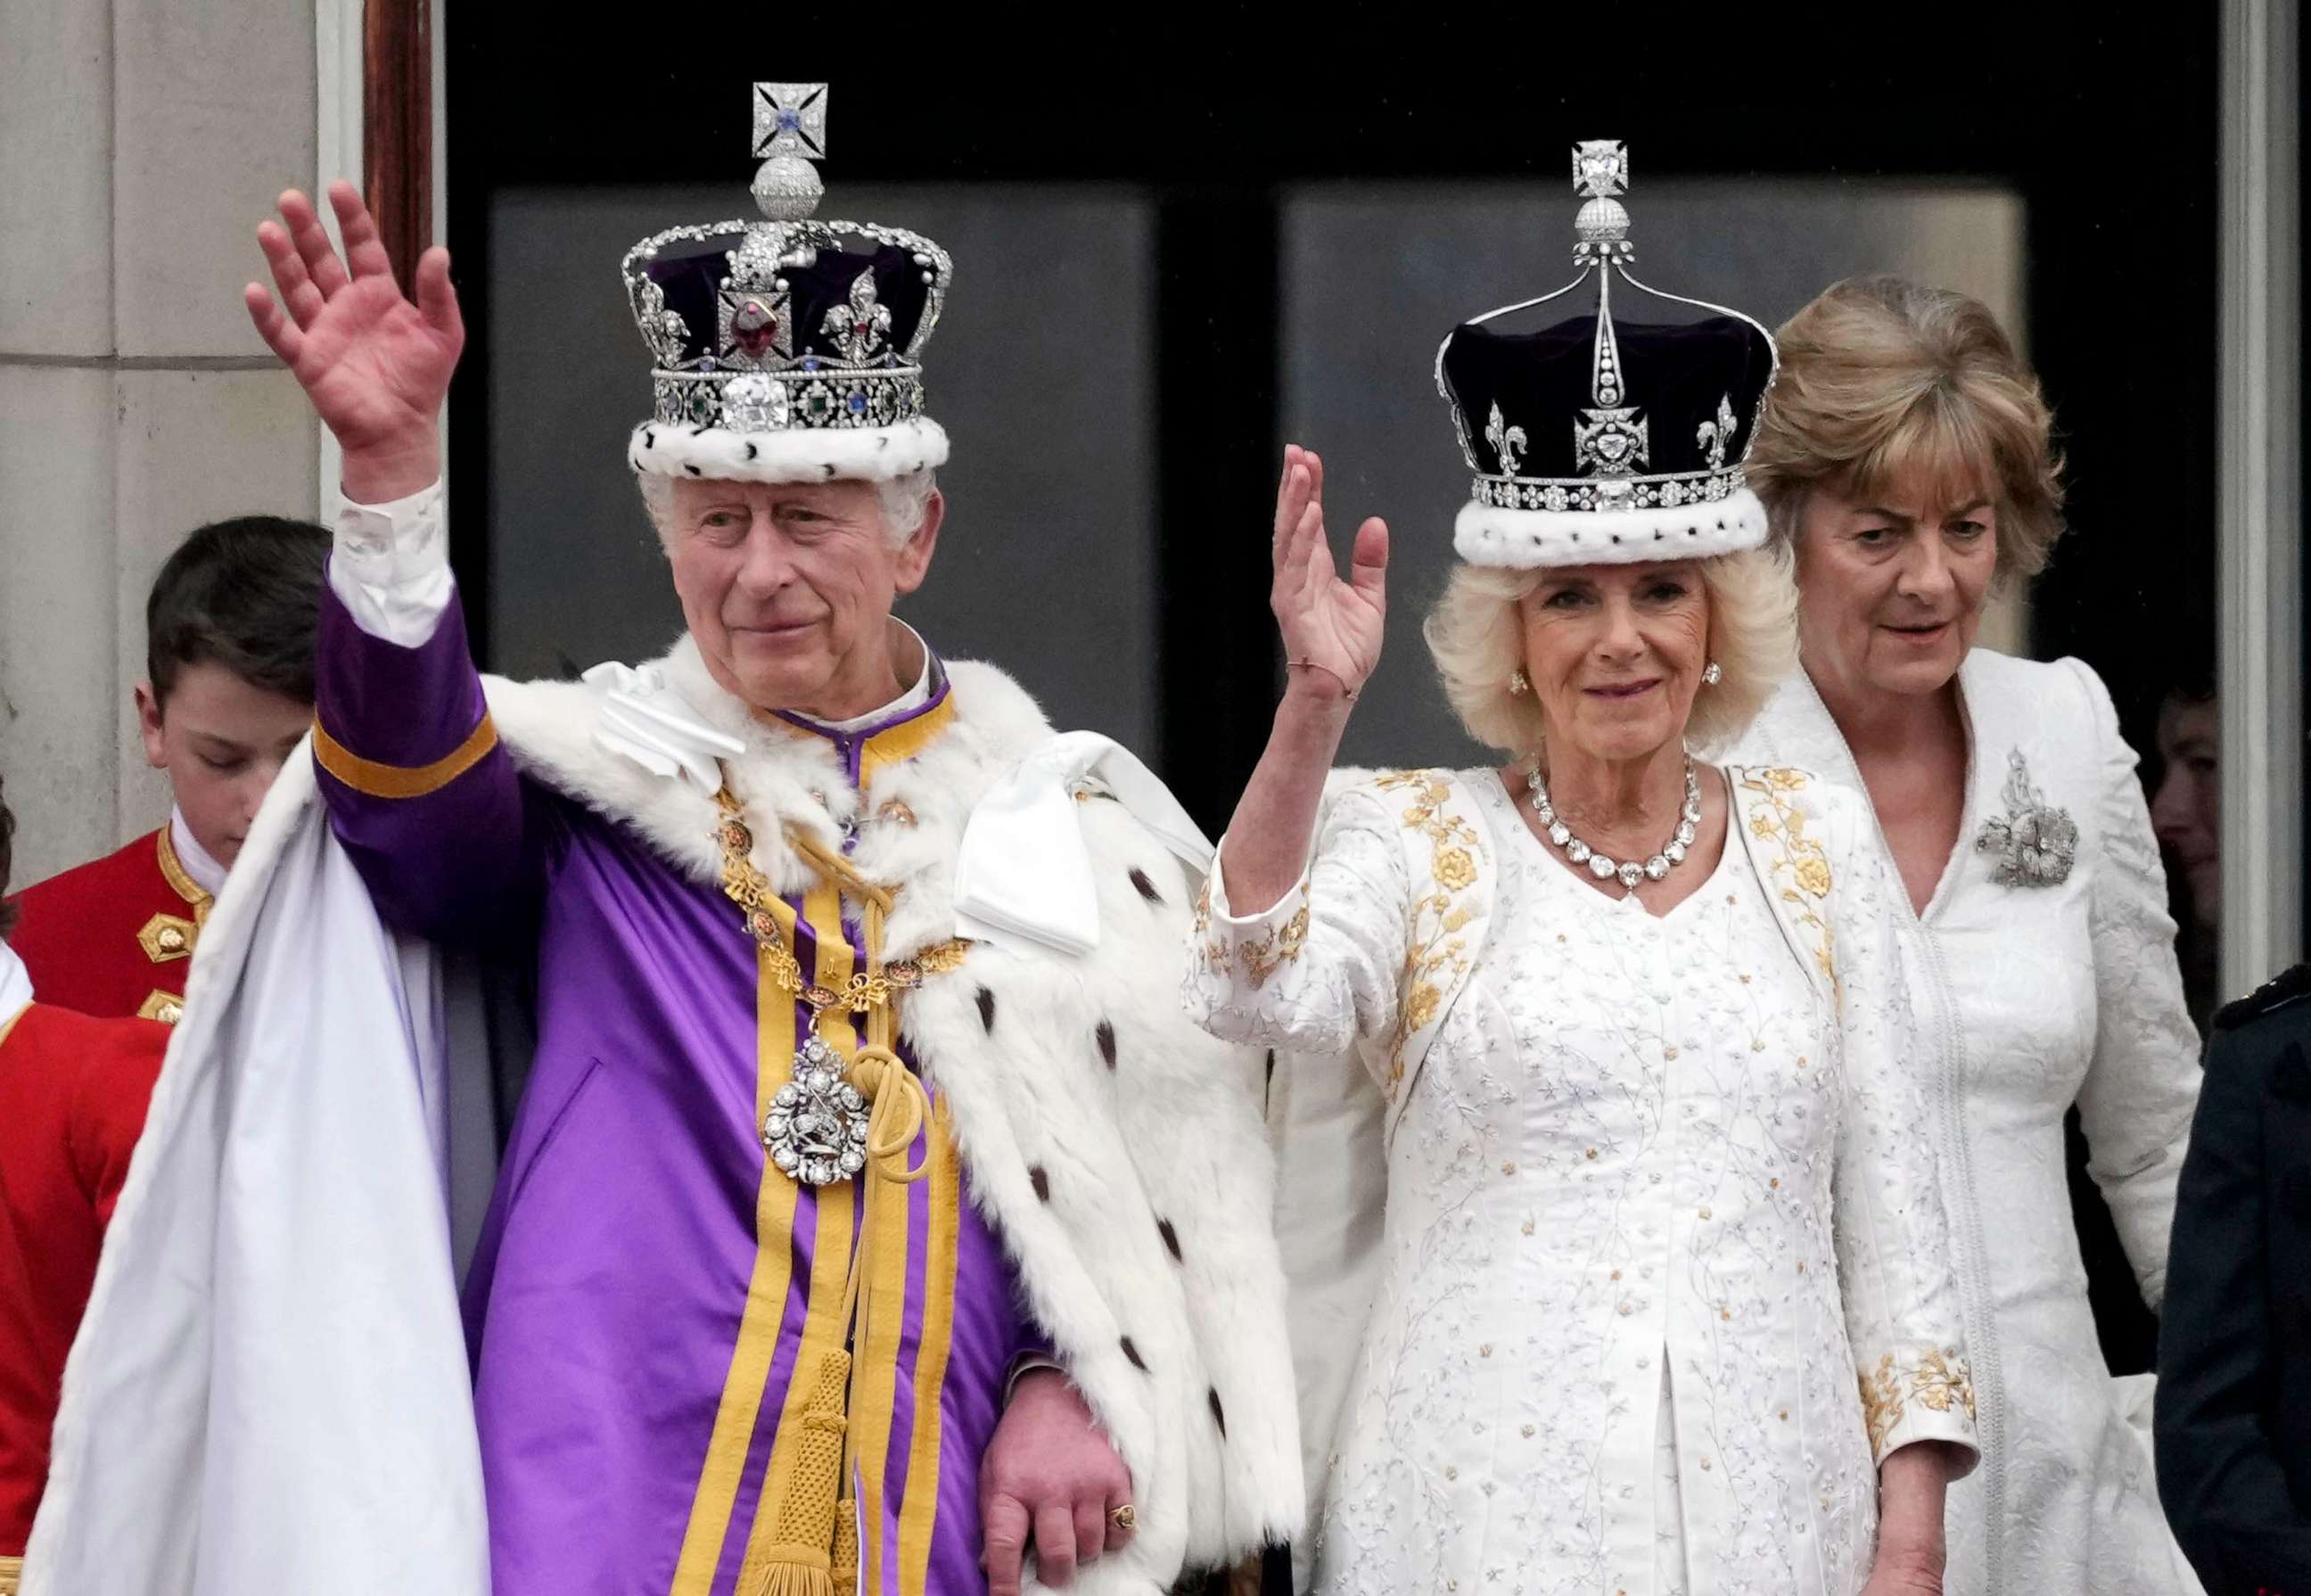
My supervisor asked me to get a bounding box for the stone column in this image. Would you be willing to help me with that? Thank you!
[0,0,321,884]
[2220,0,2303,992]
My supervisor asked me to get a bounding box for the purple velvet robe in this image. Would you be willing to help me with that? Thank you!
[312,580,1035,1596]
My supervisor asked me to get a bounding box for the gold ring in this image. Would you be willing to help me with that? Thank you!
[1108,1503,1138,1533]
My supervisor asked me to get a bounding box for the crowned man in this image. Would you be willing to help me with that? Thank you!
[37,85,1297,1596]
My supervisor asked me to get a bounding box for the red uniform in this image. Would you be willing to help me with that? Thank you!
[0,1000,169,1568]
[4,829,213,1025]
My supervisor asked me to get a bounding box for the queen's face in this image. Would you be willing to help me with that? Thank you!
[1518,561,1711,767]
[1792,472,1997,703]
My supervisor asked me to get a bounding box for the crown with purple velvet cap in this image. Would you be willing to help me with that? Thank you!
[621,83,951,484]
[1436,140,1780,569]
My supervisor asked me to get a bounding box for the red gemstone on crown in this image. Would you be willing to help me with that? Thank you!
[730,300,778,358]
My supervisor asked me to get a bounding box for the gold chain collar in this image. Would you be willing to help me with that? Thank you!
[711,787,968,1025]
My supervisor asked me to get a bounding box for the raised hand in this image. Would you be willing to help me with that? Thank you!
[1271,444,1388,704]
[1211,444,1392,917]
[244,181,463,501]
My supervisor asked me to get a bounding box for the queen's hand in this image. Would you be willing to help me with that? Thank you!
[1209,445,1390,917]
[1859,1441,1957,1596]
[1271,444,1388,704]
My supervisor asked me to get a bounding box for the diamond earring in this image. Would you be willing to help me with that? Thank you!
[1509,669,1530,695]
[1701,662,1723,687]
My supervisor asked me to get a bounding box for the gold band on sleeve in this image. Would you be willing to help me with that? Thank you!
[311,712,498,800]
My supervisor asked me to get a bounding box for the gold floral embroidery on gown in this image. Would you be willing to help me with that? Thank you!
[1372,770,1484,1098]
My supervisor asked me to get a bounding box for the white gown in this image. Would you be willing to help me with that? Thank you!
[1729,650,2205,1596]
[1187,765,1978,1596]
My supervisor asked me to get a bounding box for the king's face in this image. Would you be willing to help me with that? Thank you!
[664,475,940,720]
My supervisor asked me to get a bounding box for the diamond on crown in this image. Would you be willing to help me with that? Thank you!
[1573,140,1628,198]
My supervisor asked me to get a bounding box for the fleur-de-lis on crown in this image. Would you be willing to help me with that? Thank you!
[1697,393,1738,471]
[823,270,893,365]
[1485,402,1527,475]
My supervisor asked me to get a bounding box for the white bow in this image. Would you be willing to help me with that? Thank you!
[583,661,746,793]
[955,731,1213,958]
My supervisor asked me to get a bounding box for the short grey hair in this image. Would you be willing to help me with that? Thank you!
[636,467,938,551]
[1423,544,1799,758]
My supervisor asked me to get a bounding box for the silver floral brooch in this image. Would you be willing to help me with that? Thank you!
[1976,748,2077,888]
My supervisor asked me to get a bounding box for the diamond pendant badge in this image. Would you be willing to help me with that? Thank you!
[763,1032,869,1186]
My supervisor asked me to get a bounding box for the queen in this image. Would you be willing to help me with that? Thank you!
[1186,144,1979,1595]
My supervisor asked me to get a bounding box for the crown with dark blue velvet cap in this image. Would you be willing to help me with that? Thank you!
[622,84,951,484]
[1436,141,1779,568]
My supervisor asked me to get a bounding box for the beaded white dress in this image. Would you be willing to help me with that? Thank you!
[1188,765,1978,1596]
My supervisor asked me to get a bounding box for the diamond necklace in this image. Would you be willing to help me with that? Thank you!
[1524,755,1701,891]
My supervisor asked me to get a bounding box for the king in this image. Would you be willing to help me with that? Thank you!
[51,83,1297,1596]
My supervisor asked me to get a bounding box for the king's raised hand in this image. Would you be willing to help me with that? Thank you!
[1271,444,1388,707]
[244,181,464,503]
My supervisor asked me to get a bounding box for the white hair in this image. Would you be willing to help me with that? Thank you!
[636,466,938,551]
[1422,543,1799,758]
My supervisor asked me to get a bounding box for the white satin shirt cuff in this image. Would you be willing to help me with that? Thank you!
[330,478,454,647]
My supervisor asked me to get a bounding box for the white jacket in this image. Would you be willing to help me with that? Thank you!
[1728,649,2204,1596]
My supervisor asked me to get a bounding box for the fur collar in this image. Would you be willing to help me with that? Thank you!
[481,635,1057,958]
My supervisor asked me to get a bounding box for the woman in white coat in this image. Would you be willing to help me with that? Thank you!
[1186,160,1978,1596]
[1727,276,2204,1595]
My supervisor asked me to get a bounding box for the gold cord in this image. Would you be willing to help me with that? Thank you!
[712,780,967,1592]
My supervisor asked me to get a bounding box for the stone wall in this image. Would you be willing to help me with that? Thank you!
[0,0,321,884]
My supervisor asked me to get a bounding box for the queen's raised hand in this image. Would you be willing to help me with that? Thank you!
[1271,444,1389,704]
[1211,445,1392,917]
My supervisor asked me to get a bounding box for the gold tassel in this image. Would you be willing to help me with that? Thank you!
[740,1350,852,1596]
[747,1565,833,1596]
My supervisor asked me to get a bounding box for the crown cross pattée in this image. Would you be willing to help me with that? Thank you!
[753,83,828,159]
[1573,140,1628,198]
[750,83,830,225]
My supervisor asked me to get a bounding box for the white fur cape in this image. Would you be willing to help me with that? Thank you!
[26,641,1300,1596]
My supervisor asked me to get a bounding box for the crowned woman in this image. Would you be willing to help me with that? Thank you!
[1187,144,1978,1596]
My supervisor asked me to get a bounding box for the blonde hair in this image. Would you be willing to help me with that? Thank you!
[1424,544,1798,758]
[1746,276,2064,585]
